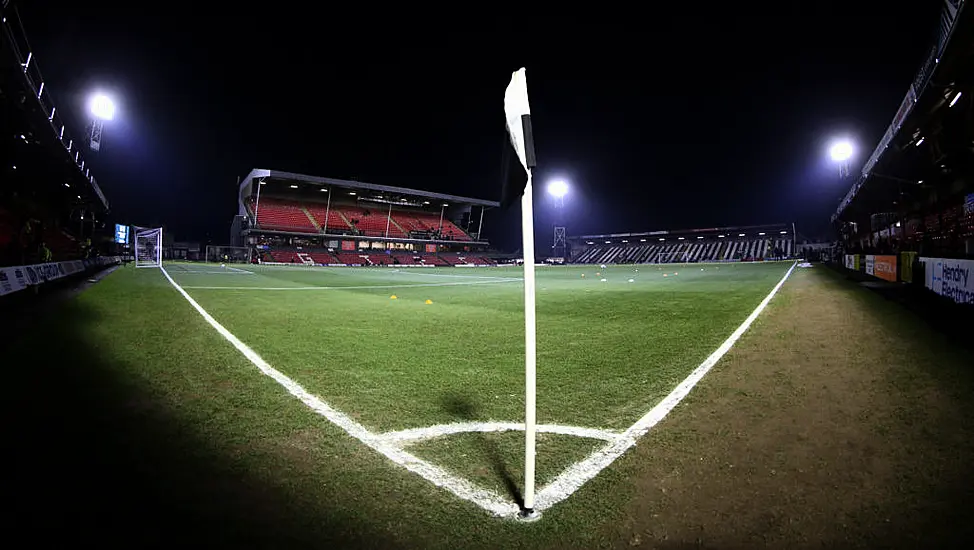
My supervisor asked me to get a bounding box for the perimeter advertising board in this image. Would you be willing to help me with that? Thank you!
[872,255,897,282]
[920,257,974,305]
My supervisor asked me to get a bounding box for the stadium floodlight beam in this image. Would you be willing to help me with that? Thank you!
[829,139,853,162]
[547,179,568,198]
[547,179,569,258]
[87,92,116,152]
[828,138,855,178]
[89,93,115,121]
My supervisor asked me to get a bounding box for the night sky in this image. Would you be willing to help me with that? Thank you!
[18,2,943,250]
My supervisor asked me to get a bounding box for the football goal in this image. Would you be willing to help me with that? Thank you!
[134,227,163,268]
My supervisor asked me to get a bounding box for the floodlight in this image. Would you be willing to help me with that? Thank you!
[547,180,568,198]
[829,139,854,162]
[89,93,115,121]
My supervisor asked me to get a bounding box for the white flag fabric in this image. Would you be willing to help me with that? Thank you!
[504,68,532,171]
[501,68,534,209]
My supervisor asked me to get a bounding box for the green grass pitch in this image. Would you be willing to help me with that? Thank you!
[156,261,792,500]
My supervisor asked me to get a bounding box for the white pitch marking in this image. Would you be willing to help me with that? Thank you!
[397,271,523,281]
[532,261,798,511]
[168,264,253,274]
[180,279,521,291]
[178,270,255,275]
[158,260,796,520]
[159,267,520,517]
[378,422,619,446]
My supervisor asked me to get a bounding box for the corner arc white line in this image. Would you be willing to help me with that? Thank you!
[378,422,620,445]
[157,260,796,520]
[533,261,798,511]
[158,267,520,518]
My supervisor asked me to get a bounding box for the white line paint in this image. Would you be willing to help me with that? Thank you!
[168,265,254,275]
[532,261,798,511]
[180,279,521,291]
[378,422,619,445]
[159,267,520,518]
[179,271,255,275]
[158,260,796,520]
[397,271,522,281]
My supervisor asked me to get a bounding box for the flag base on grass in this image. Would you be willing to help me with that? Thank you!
[517,508,542,522]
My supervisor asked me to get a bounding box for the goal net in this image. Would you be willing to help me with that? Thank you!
[135,227,163,268]
[205,245,250,264]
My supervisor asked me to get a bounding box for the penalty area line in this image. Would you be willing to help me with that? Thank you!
[158,266,520,518]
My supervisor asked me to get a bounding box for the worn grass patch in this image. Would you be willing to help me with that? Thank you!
[408,431,605,500]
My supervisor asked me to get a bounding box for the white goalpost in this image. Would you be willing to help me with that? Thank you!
[134,227,163,268]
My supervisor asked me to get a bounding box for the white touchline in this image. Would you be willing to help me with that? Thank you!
[159,267,520,518]
[158,260,796,520]
[532,261,798,511]
[180,279,521,291]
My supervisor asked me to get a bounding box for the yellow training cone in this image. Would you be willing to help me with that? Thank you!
[425,299,433,305]
[581,274,585,278]
[596,272,601,277]
[390,295,398,300]
[663,274,668,277]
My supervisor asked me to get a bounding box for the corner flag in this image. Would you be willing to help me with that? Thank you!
[503,67,541,520]
[501,68,536,209]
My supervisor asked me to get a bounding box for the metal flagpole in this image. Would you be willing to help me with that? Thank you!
[323,188,331,233]
[792,221,797,259]
[504,67,540,521]
[521,169,538,517]
[438,204,445,233]
[476,206,486,241]
[385,203,393,238]
[254,178,263,229]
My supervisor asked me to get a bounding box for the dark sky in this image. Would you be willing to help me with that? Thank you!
[17,2,943,249]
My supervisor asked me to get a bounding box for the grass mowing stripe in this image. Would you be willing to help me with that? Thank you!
[180,279,521,291]
[533,261,798,511]
[158,266,522,518]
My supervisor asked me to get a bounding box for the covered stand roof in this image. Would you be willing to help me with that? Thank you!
[833,1,971,224]
[237,169,499,213]
[570,223,794,243]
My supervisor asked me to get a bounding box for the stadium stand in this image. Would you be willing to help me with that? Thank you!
[1,2,122,298]
[232,169,497,267]
[249,198,318,232]
[832,2,971,304]
[569,225,795,264]
[257,246,493,267]
[304,202,352,233]
[332,205,408,238]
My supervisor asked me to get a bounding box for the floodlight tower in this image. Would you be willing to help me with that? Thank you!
[547,180,568,259]
[87,93,115,152]
[828,138,854,178]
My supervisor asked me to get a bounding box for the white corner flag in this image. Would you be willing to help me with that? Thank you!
[502,67,540,520]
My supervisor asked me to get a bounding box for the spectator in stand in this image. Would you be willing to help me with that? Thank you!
[81,237,92,260]
[17,217,36,264]
[39,241,52,263]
